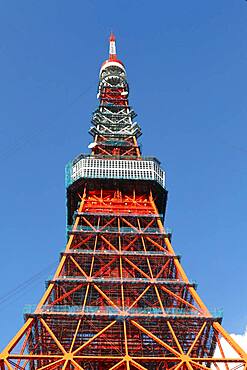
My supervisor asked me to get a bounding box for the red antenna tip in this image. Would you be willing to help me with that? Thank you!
[109,32,117,60]
[109,32,116,42]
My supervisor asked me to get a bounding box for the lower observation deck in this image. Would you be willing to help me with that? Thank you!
[66,155,168,225]
[66,155,165,188]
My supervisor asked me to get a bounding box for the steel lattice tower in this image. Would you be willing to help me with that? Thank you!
[0,34,246,370]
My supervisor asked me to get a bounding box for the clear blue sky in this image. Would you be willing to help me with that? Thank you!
[0,0,246,349]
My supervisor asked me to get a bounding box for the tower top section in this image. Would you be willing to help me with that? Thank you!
[66,33,167,224]
[100,33,126,76]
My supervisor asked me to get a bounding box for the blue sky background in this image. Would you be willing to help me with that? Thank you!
[0,0,246,349]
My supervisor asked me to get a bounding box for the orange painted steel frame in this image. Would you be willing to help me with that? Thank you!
[0,188,246,369]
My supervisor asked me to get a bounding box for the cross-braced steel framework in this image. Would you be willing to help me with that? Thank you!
[0,34,246,370]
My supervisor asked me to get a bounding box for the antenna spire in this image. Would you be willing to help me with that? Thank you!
[109,32,117,60]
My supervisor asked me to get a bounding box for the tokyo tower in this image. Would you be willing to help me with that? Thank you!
[0,33,246,370]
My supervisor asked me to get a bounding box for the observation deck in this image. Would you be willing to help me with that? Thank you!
[66,154,167,225]
[66,154,165,188]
